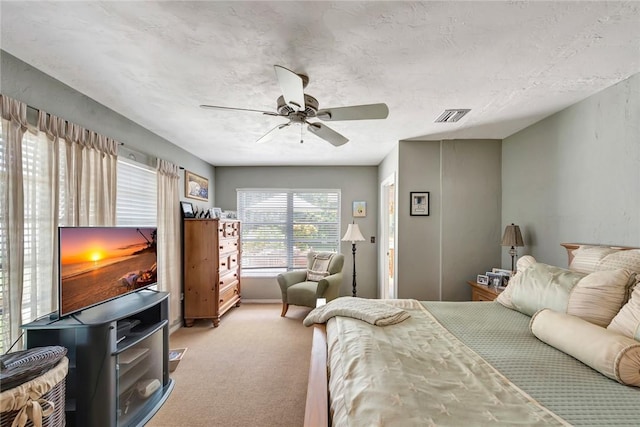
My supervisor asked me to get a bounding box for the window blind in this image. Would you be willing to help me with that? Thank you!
[237,189,340,276]
[116,158,157,226]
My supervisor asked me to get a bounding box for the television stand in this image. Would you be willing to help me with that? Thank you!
[22,291,174,427]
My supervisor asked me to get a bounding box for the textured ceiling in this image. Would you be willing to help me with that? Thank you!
[2,1,639,166]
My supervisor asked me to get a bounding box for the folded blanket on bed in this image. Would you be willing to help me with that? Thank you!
[303,296,410,326]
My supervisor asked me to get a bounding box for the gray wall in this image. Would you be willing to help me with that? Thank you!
[0,50,216,208]
[396,141,442,300]
[395,140,502,301]
[502,72,640,268]
[215,166,379,300]
[441,140,502,300]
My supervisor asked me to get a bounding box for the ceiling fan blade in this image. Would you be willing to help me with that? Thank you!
[200,104,280,116]
[307,123,348,147]
[274,65,305,112]
[316,103,389,121]
[256,122,291,144]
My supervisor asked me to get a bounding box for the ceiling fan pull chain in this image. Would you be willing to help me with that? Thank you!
[300,123,304,144]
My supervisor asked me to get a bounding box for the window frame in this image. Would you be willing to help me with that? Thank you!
[237,188,341,277]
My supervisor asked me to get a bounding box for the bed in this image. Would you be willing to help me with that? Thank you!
[304,243,640,426]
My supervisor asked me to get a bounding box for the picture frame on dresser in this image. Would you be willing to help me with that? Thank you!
[476,274,489,285]
[181,201,195,218]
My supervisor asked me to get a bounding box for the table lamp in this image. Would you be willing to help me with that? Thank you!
[501,223,524,271]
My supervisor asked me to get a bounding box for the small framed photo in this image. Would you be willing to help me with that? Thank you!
[180,201,195,218]
[353,201,367,217]
[492,268,513,276]
[476,274,489,285]
[209,207,223,219]
[410,192,430,216]
[486,272,504,288]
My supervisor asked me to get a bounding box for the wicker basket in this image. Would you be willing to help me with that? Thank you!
[0,357,68,427]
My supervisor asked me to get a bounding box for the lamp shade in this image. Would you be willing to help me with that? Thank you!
[501,223,524,247]
[342,223,365,242]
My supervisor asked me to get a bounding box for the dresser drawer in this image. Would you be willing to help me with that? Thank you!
[219,253,239,274]
[218,221,240,239]
[219,238,239,255]
[219,268,239,289]
[219,282,240,309]
[228,253,239,269]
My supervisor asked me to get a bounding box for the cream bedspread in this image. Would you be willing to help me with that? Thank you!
[327,299,569,427]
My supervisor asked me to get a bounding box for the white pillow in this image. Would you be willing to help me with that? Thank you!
[597,249,640,273]
[608,284,640,341]
[495,255,536,309]
[498,262,633,327]
[531,309,640,387]
[570,246,621,273]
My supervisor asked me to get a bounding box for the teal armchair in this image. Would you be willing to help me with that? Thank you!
[277,252,344,317]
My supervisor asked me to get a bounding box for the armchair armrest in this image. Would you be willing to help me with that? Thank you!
[277,270,308,291]
[316,273,343,302]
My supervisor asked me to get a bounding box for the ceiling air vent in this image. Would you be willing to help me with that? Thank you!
[435,109,471,123]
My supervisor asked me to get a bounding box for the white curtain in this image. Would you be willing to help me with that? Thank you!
[157,159,181,327]
[0,102,120,353]
[38,114,118,226]
[0,95,28,352]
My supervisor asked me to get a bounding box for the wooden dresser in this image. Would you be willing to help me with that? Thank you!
[183,219,241,327]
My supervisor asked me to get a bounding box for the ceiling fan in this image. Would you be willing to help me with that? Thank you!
[200,65,389,147]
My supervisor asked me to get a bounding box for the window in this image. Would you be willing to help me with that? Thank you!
[238,189,341,276]
[116,158,157,226]
[0,126,57,352]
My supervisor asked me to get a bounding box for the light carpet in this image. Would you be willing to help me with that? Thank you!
[148,303,313,427]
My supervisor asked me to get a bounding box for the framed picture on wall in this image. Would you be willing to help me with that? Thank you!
[185,170,209,201]
[353,201,367,217]
[410,192,430,216]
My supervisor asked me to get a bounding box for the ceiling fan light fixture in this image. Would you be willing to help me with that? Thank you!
[435,109,471,123]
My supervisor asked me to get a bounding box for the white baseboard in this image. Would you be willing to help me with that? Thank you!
[241,299,281,304]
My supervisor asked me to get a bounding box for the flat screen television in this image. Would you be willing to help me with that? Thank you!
[58,226,158,318]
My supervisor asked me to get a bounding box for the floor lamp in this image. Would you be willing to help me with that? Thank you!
[342,222,365,297]
[501,223,524,271]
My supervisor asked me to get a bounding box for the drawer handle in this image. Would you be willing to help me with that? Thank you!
[219,246,224,250]
[219,298,224,303]
[219,281,224,285]
[221,261,226,266]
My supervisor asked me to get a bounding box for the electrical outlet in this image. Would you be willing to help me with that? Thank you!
[370,236,375,243]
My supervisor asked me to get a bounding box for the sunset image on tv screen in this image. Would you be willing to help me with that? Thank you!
[59,227,157,316]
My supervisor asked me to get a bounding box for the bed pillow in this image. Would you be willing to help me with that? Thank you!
[495,255,536,309]
[530,309,640,387]
[504,263,633,326]
[608,284,640,341]
[570,246,621,273]
[596,250,640,273]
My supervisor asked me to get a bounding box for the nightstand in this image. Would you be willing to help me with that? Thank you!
[467,281,501,302]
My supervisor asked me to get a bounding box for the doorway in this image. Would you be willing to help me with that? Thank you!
[380,174,396,299]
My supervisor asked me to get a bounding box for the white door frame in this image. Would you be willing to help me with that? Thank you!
[380,173,397,299]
